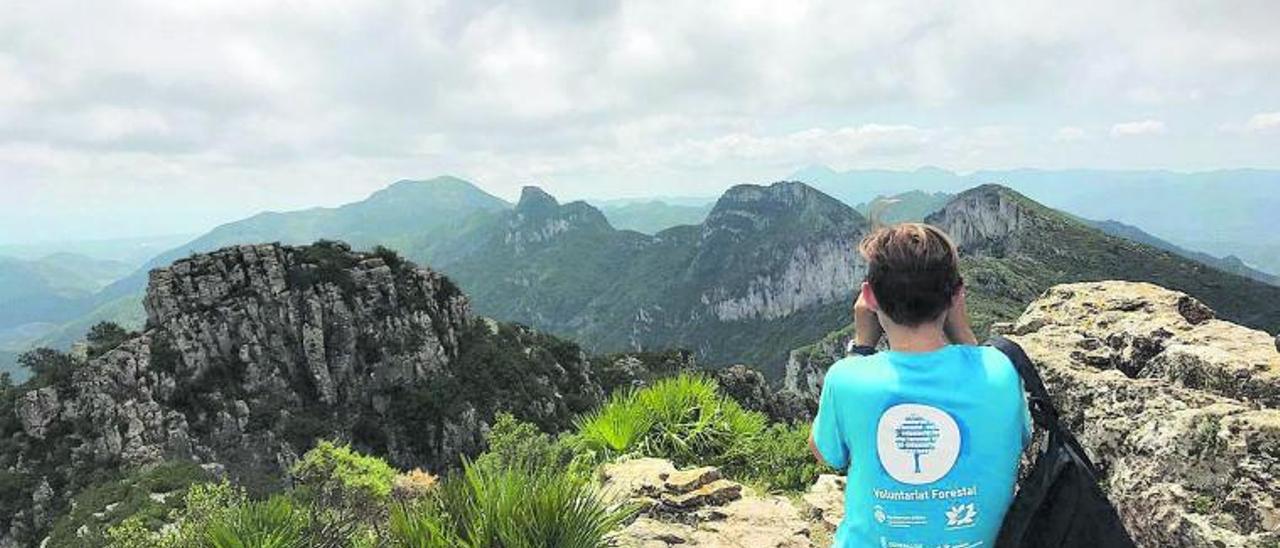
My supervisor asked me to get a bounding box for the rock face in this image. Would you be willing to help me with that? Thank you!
[432,181,869,378]
[696,182,868,324]
[1,242,603,545]
[602,458,814,547]
[714,364,809,423]
[505,186,616,252]
[1002,281,1279,547]
[782,330,856,417]
[925,183,1032,255]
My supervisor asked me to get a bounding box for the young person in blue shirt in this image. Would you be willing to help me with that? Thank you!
[810,223,1030,547]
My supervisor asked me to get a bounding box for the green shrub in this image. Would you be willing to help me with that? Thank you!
[204,495,308,548]
[475,412,598,483]
[108,479,377,548]
[576,373,767,468]
[729,422,829,492]
[389,460,630,548]
[372,245,406,272]
[291,440,397,513]
[87,321,136,359]
[19,347,78,391]
[107,480,245,548]
[575,391,652,456]
[48,461,211,547]
[574,373,824,492]
[475,412,575,472]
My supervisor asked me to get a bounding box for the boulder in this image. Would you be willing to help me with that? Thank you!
[16,387,59,440]
[801,474,845,533]
[662,466,721,493]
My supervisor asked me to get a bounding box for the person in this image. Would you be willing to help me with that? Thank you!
[809,223,1030,547]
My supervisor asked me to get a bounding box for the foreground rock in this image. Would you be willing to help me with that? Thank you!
[802,474,846,534]
[1003,282,1278,547]
[601,458,814,547]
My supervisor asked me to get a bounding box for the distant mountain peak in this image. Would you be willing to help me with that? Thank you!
[925,183,1045,255]
[704,181,862,237]
[387,175,472,187]
[515,186,561,216]
[369,176,502,204]
[505,188,613,250]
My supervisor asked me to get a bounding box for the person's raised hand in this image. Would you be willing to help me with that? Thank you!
[853,285,883,347]
[944,285,978,345]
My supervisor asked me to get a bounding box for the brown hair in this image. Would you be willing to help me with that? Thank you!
[858,223,962,326]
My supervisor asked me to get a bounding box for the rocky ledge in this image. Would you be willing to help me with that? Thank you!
[998,281,1279,547]
[601,458,817,547]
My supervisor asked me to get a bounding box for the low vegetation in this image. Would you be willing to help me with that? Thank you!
[35,373,822,547]
[576,374,825,491]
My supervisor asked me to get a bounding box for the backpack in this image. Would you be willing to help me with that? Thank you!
[987,336,1138,548]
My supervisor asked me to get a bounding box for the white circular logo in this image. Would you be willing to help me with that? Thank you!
[876,403,961,484]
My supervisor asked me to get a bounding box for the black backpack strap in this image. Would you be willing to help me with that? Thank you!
[986,335,1059,431]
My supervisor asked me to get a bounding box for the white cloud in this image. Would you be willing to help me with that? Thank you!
[2,0,1280,242]
[1245,111,1280,133]
[1054,126,1087,142]
[1110,120,1167,138]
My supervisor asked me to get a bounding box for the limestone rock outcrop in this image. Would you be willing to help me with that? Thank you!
[715,364,809,423]
[602,458,815,547]
[1001,281,1279,547]
[1,242,603,545]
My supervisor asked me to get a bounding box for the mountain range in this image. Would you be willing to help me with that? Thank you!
[5,176,1280,383]
[794,166,1280,274]
[786,183,1280,400]
[856,189,1279,285]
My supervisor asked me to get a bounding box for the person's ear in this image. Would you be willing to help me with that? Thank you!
[951,282,966,306]
[860,281,880,312]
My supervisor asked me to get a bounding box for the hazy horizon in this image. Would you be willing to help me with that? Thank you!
[5,164,1280,248]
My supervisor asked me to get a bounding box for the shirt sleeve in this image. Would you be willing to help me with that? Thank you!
[812,368,851,469]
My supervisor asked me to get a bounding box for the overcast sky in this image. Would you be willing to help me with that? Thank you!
[2,0,1279,244]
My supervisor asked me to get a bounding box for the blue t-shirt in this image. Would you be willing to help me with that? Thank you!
[812,345,1030,548]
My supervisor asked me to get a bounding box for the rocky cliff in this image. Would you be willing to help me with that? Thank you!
[784,281,1280,547]
[999,282,1278,546]
[430,181,870,378]
[1,242,603,545]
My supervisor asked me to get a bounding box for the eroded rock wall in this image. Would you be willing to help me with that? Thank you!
[2,242,603,545]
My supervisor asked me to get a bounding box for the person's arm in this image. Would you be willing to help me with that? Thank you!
[944,285,978,345]
[809,371,850,470]
[808,433,830,467]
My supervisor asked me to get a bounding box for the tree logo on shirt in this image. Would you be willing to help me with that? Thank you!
[894,414,941,473]
[876,404,962,484]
